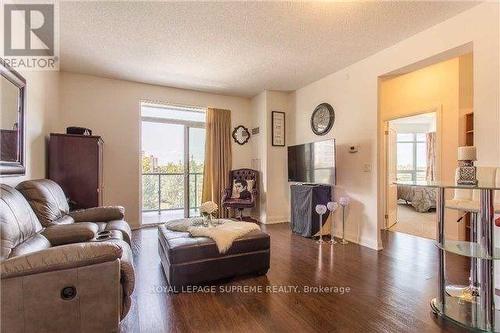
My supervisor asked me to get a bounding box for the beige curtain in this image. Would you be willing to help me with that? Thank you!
[426,132,436,181]
[201,108,232,218]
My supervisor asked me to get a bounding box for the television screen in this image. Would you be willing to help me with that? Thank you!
[287,139,336,184]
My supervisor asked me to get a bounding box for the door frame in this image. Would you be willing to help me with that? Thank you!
[381,106,443,229]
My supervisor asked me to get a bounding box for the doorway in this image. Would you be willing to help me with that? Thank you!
[140,102,205,225]
[385,112,438,239]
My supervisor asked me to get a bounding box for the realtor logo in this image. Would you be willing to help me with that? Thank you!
[3,3,58,70]
[4,4,54,56]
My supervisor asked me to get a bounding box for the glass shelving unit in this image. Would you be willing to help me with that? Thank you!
[395,180,499,332]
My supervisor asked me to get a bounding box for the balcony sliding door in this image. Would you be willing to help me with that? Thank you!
[188,127,205,217]
[141,103,205,224]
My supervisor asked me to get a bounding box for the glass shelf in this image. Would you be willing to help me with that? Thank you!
[431,295,500,332]
[436,240,500,259]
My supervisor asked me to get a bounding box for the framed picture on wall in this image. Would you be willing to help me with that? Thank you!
[272,111,285,146]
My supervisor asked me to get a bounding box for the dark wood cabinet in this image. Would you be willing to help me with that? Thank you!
[49,133,103,210]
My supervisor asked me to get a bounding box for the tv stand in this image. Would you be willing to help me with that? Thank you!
[289,183,332,237]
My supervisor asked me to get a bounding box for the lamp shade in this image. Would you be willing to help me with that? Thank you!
[458,146,477,161]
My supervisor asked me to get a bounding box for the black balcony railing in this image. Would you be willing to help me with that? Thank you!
[142,172,203,214]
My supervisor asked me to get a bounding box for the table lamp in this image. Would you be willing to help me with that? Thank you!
[457,146,477,185]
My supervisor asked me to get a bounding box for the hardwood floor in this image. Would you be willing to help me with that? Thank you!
[120,224,467,333]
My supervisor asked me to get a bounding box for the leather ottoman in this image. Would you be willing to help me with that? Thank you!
[158,225,270,290]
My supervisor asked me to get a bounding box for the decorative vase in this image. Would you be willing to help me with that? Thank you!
[204,214,216,227]
[203,214,210,227]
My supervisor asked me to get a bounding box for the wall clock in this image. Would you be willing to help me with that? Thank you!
[311,103,335,136]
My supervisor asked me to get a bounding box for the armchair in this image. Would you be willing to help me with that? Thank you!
[222,168,259,220]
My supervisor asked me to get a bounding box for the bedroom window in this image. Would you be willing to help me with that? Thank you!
[396,133,426,182]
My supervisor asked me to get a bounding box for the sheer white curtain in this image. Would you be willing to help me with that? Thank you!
[425,132,436,181]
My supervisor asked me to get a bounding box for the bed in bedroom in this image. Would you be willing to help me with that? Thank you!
[397,184,436,212]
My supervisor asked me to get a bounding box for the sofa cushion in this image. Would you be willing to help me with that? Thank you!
[0,185,45,260]
[16,179,72,227]
[9,234,51,258]
[158,225,270,264]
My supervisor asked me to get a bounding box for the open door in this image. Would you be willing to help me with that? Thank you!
[386,124,398,228]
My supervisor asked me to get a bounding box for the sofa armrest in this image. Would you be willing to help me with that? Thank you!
[69,206,125,222]
[41,222,98,246]
[1,242,123,279]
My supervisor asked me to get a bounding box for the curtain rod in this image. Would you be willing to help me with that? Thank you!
[140,99,208,112]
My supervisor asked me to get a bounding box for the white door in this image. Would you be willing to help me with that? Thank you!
[386,125,398,228]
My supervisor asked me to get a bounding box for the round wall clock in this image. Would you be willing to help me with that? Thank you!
[311,103,335,136]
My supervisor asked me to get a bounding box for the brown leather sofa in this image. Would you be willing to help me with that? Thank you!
[16,179,132,245]
[0,184,134,332]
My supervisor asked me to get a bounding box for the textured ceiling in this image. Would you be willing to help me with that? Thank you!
[60,1,477,97]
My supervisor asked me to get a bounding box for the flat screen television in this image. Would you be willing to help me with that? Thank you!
[287,139,336,184]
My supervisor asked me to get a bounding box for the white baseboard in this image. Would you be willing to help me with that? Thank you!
[331,231,380,250]
[262,216,289,224]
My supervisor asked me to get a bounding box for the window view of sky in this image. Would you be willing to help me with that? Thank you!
[141,105,205,166]
[396,133,427,181]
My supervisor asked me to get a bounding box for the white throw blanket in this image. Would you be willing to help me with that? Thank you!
[187,222,260,253]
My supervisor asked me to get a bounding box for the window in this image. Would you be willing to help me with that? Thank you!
[396,133,427,181]
[141,102,206,223]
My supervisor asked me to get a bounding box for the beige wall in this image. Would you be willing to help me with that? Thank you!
[58,72,252,228]
[289,3,499,249]
[380,57,460,185]
[380,57,464,240]
[265,91,290,223]
[250,91,267,222]
[2,71,59,187]
[249,90,290,224]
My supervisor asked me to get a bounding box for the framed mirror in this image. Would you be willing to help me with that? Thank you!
[232,125,250,145]
[1,59,26,176]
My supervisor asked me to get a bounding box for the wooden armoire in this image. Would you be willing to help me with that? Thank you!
[48,133,104,210]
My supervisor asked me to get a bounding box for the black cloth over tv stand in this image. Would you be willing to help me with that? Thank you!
[289,184,332,237]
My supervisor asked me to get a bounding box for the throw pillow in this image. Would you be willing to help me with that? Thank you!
[231,179,254,200]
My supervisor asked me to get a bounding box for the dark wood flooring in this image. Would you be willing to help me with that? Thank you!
[120,224,468,333]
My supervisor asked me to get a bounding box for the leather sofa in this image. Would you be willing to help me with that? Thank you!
[0,184,134,332]
[16,179,132,245]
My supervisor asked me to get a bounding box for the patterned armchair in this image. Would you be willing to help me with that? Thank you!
[222,168,259,220]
